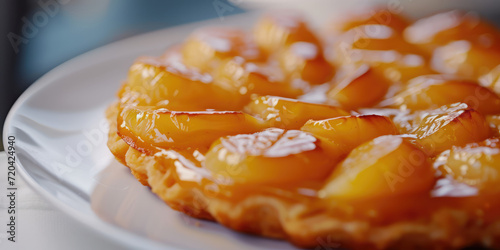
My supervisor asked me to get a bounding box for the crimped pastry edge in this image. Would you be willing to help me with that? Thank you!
[106,103,500,249]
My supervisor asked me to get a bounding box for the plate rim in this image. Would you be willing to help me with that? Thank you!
[2,12,260,249]
[2,27,179,250]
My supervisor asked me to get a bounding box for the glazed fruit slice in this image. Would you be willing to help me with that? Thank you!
[278,42,334,84]
[358,108,418,134]
[404,10,500,52]
[301,115,399,156]
[122,57,243,110]
[245,96,349,129]
[328,8,410,34]
[438,138,500,193]
[213,57,304,108]
[384,74,500,114]
[327,64,392,109]
[411,103,492,155]
[332,24,427,68]
[330,46,434,84]
[181,27,263,72]
[335,24,422,58]
[117,106,266,153]
[253,11,319,54]
[321,135,435,200]
[204,128,337,185]
[432,40,500,79]
[370,53,434,83]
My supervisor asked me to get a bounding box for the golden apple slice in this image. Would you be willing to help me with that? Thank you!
[371,54,435,83]
[359,108,418,134]
[432,40,500,79]
[121,57,242,110]
[253,11,319,54]
[333,24,426,66]
[117,106,266,154]
[204,128,338,185]
[327,64,392,110]
[301,115,399,155]
[278,42,334,85]
[245,96,349,129]
[337,24,421,54]
[181,27,263,72]
[404,10,500,52]
[321,135,435,200]
[329,44,434,84]
[439,137,500,193]
[411,103,492,155]
[384,74,500,114]
[213,57,304,108]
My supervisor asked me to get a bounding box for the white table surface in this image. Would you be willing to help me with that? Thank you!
[0,151,126,250]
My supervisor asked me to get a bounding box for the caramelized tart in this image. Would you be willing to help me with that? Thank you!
[107,9,500,249]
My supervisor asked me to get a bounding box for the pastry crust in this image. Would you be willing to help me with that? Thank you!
[105,9,500,249]
[107,103,500,249]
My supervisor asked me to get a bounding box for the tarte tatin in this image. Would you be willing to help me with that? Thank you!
[107,8,500,249]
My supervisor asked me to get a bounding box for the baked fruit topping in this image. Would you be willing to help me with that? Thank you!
[107,9,500,249]
[404,10,500,52]
[321,135,435,200]
[327,64,392,109]
[301,114,399,155]
[411,103,492,155]
[437,137,500,193]
[182,27,264,72]
[117,106,266,153]
[384,74,500,114]
[245,95,349,129]
[204,128,337,185]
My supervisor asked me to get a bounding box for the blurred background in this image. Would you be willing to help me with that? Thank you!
[1,0,500,151]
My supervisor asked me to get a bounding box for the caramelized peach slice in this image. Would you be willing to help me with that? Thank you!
[204,129,337,185]
[122,57,241,110]
[432,40,500,79]
[359,108,418,134]
[327,64,392,109]
[321,135,435,200]
[244,96,348,129]
[411,103,492,155]
[181,27,263,72]
[213,57,304,107]
[404,10,500,52]
[384,74,500,114]
[278,42,334,84]
[301,115,399,155]
[337,25,421,54]
[333,25,426,65]
[117,106,266,153]
[372,54,435,83]
[328,8,410,34]
[439,138,500,193]
[330,46,434,83]
[253,12,319,54]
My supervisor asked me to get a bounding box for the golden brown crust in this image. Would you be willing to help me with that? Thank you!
[106,103,500,249]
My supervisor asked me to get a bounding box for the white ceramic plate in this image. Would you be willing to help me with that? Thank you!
[3,12,300,250]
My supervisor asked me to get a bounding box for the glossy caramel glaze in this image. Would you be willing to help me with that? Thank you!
[107,9,500,249]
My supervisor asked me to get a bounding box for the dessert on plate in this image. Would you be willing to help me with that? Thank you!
[107,8,500,249]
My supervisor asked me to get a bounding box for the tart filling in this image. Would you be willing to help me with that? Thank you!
[107,9,500,249]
